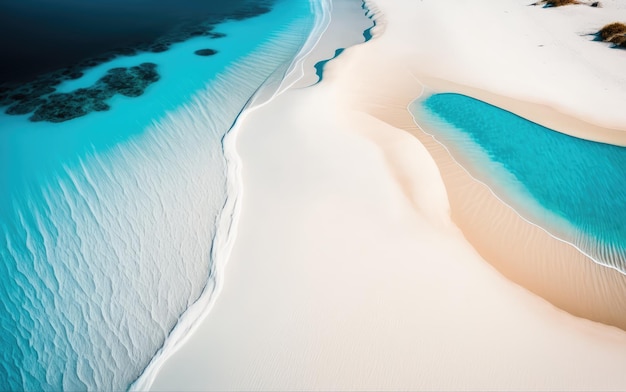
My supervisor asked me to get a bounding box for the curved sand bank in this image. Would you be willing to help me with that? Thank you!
[385,0,626,144]
[340,0,626,329]
[348,59,626,332]
[411,101,626,330]
[344,0,626,141]
[130,2,332,389]
[150,0,626,390]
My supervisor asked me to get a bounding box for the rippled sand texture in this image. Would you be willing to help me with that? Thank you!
[348,59,626,331]
[336,0,626,330]
[409,105,626,330]
[0,1,318,390]
[150,0,626,391]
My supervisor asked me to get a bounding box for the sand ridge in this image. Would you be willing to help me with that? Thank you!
[341,0,626,329]
[149,0,626,390]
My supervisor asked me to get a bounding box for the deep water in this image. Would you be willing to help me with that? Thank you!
[0,0,319,390]
[0,0,276,122]
[0,0,272,85]
[410,93,626,273]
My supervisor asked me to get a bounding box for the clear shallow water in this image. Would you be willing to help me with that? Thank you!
[0,0,319,390]
[410,93,626,273]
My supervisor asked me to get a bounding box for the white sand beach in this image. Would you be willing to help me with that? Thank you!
[149,0,626,390]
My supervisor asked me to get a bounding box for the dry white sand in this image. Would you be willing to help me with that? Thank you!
[149,0,626,390]
[388,0,626,142]
[351,0,626,329]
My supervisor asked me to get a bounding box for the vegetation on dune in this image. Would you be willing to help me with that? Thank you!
[599,22,626,40]
[598,22,626,47]
[544,0,579,6]
[530,0,605,7]
[613,36,626,47]
[531,0,580,7]
[530,0,625,49]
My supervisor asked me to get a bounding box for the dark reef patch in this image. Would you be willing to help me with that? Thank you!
[0,0,274,86]
[101,64,160,98]
[194,49,219,56]
[208,32,227,39]
[0,0,276,124]
[0,0,275,122]
[6,98,46,116]
[0,22,228,119]
[22,63,159,123]
[149,43,170,53]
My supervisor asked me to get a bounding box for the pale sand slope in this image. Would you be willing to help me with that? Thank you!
[150,0,626,390]
[374,0,626,144]
[331,0,626,329]
[151,82,626,392]
[293,0,372,88]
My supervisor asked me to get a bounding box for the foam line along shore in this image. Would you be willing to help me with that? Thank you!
[353,0,626,329]
[149,0,626,390]
[0,1,324,390]
[130,0,333,389]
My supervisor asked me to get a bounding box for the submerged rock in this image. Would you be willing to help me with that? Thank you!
[208,32,227,39]
[28,63,158,123]
[194,48,218,56]
[1,18,226,122]
[149,43,170,53]
[6,98,46,115]
[100,63,160,97]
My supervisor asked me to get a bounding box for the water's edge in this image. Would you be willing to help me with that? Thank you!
[408,93,626,277]
[128,1,333,390]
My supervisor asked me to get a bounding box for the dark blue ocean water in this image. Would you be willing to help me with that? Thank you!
[410,93,626,273]
[0,0,320,390]
[0,0,272,85]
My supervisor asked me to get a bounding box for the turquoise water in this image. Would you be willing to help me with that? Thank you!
[0,0,320,390]
[410,93,626,273]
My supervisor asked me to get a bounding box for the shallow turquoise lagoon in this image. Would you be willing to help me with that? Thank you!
[0,0,320,390]
[410,93,626,273]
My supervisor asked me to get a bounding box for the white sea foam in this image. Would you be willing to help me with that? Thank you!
[408,94,626,277]
[129,0,332,390]
[0,1,328,390]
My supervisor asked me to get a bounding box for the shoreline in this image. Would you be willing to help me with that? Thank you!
[409,92,626,276]
[130,1,334,389]
[356,66,626,330]
[414,76,626,146]
[349,0,626,331]
[149,0,626,390]
[407,92,626,330]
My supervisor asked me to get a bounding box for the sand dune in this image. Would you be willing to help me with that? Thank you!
[344,0,626,329]
[149,0,626,390]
